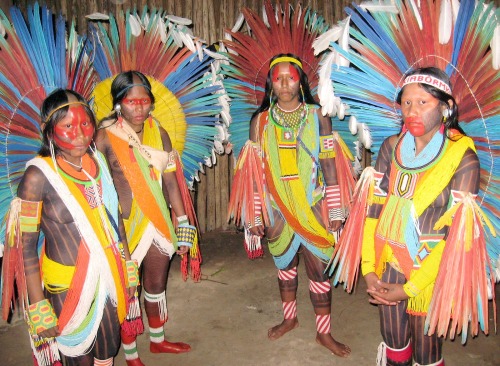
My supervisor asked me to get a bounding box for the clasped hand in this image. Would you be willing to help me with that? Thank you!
[364,272,408,306]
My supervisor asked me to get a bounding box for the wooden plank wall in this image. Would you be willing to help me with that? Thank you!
[3,0,358,232]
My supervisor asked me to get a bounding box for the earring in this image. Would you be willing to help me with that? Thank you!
[114,104,123,126]
[269,90,273,105]
[300,85,305,102]
[49,139,59,173]
[148,111,153,127]
[442,108,451,118]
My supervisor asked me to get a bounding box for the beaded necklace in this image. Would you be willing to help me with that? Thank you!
[269,102,308,130]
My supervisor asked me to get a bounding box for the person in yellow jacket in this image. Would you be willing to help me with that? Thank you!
[361,67,480,366]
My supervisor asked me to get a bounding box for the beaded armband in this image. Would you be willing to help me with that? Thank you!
[28,299,57,334]
[319,134,336,159]
[176,225,197,248]
[325,185,343,221]
[19,199,42,233]
[126,260,139,288]
[164,150,177,173]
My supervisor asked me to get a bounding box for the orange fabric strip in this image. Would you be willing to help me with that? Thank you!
[107,131,171,240]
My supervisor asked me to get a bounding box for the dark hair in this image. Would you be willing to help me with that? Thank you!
[397,67,464,135]
[251,53,317,120]
[39,89,96,156]
[111,70,155,107]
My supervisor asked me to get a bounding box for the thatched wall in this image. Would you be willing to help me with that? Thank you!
[1,0,359,232]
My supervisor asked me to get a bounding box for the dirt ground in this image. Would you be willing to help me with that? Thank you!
[1,229,499,365]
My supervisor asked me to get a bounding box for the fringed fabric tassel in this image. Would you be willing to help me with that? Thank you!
[228,141,270,259]
[327,167,376,292]
[2,198,28,320]
[30,334,62,366]
[244,228,264,259]
[333,133,356,215]
[425,194,497,343]
[180,236,202,282]
[121,294,144,338]
[228,141,271,229]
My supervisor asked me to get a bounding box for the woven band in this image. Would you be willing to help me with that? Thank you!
[126,260,139,288]
[402,74,452,95]
[270,56,303,70]
[28,298,57,334]
[20,199,42,233]
[176,224,197,248]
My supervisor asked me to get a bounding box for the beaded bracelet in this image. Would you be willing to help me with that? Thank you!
[176,224,197,248]
[126,260,139,288]
[28,299,57,334]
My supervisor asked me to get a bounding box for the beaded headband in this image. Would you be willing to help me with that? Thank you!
[44,101,89,124]
[116,83,151,98]
[269,56,303,70]
[402,74,452,96]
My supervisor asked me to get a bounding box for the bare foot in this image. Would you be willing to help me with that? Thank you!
[315,333,351,357]
[267,318,299,340]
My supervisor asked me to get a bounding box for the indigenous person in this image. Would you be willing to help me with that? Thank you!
[95,71,196,366]
[361,67,480,365]
[244,54,351,357]
[1,89,135,366]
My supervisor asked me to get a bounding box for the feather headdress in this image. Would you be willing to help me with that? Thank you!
[88,7,226,188]
[0,4,96,364]
[319,0,499,342]
[220,0,330,158]
[0,3,96,249]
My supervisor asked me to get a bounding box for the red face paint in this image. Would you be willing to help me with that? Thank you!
[272,63,299,82]
[122,97,152,106]
[403,116,426,137]
[53,105,94,150]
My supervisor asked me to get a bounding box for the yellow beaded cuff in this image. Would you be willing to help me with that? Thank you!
[28,299,57,334]
[176,225,197,248]
[126,260,139,288]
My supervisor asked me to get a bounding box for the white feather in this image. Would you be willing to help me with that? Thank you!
[204,156,213,168]
[212,149,217,165]
[359,3,398,13]
[358,123,373,149]
[232,13,245,32]
[196,41,204,61]
[205,47,228,61]
[165,14,192,26]
[313,26,343,55]
[214,140,225,155]
[338,17,351,67]
[408,0,423,30]
[158,18,168,44]
[198,162,206,174]
[221,110,232,127]
[439,0,453,44]
[169,24,184,47]
[224,142,233,155]
[215,124,228,142]
[349,115,358,135]
[338,103,346,120]
[492,23,500,70]
[451,0,460,20]
[85,12,109,20]
[128,14,142,37]
[262,5,270,28]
